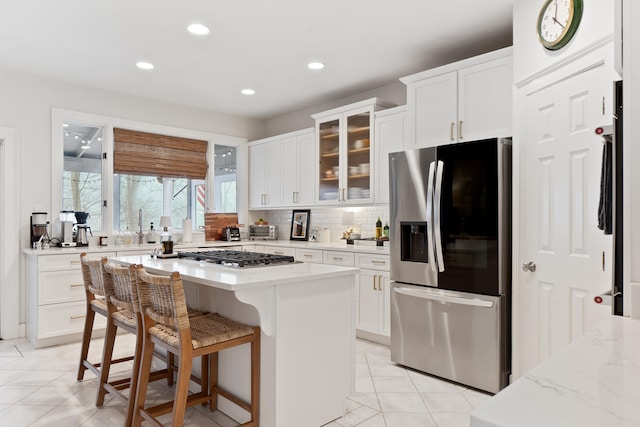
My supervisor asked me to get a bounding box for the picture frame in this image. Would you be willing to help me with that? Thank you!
[290,209,311,241]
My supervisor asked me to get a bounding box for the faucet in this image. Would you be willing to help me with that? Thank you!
[137,208,144,244]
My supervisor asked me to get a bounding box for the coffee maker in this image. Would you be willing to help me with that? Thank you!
[75,211,91,247]
[59,210,76,247]
[30,212,50,247]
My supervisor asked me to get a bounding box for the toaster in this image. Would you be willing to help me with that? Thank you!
[249,224,278,240]
[221,226,241,241]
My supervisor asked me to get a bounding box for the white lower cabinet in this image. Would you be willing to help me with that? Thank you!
[295,248,323,264]
[355,253,390,344]
[27,251,115,348]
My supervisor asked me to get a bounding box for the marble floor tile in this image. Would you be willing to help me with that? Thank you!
[0,337,484,426]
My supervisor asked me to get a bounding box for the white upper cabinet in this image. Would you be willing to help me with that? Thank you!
[374,106,406,204]
[249,138,281,209]
[280,129,315,206]
[312,98,393,206]
[402,47,513,149]
[250,128,315,210]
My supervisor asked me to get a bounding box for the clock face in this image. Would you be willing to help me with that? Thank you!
[537,0,583,50]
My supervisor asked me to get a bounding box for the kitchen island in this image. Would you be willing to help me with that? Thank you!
[112,254,358,427]
[471,315,640,427]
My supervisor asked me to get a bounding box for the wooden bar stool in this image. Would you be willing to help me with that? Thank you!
[93,260,173,427]
[77,252,134,381]
[133,266,260,427]
[97,261,208,426]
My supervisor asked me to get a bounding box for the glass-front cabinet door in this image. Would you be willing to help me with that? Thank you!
[345,111,372,202]
[315,98,386,205]
[318,115,341,203]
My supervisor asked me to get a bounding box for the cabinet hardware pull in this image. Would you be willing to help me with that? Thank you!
[274,251,284,255]
[459,121,463,139]
[378,275,382,291]
[370,260,386,265]
[602,96,605,115]
[303,254,313,258]
[70,315,86,320]
[372,276,376,291]
[69,260,81,265]
[70,283,84,288]
[450,122,455,141]
[333,257,343,261]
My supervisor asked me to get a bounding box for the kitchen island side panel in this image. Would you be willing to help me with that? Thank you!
[185,272,356,427]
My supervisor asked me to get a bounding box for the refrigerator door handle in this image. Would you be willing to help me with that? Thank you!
[427,161,437,272]
[393,286,494,308]
[434,160,445,272]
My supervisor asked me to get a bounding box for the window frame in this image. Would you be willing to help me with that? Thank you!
[51,108,248,238]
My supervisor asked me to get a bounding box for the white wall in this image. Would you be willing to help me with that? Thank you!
[0,68,265,331]
[513,0,614,84]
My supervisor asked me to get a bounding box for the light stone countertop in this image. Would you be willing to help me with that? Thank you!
[23,239,390,256]
[471,315,640,427]
[111,254,359,292]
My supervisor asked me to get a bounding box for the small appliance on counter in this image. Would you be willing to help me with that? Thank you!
[30,212,50,247]
[59,210,76,247]
[74,211,91,247]
[221,226,241,241]
[249,224,278,240]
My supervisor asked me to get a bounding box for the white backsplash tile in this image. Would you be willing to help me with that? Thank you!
[262,206,390,242]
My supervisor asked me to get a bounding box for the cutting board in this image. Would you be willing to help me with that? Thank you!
[204,213,239,240]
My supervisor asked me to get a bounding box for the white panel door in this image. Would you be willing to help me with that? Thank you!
[518,64,613,376]
[406,71,457,149]
[295,131,316,205]
[249,143,267,209]
[374,109,405,204]
[281,136,298,206]
[458,55,513,142]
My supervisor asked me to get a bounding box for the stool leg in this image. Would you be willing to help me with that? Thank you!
[209,352,218,411]
[171,349,193,426]
[167,351,175,386]
[96,319,118,406]
[77,307,96,381]
[251,328,261,425]
[124,327,144,427]
[132,336,155,427]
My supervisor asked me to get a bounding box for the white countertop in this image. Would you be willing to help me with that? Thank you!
[111,255,358,291]
[471,315,640,427]
[23,239,390,256]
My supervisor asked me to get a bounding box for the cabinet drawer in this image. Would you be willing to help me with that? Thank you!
[37,301,107,339]
[323,251,355,267]
[295,248,323,264]
[355,253,390,271]
[264,246,296,257]
[37,251,116,272]
[38,270,85,305]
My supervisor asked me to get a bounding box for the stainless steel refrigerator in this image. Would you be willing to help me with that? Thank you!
[389,138,511,394]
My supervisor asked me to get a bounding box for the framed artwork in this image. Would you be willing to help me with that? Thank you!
[290,209,311,241]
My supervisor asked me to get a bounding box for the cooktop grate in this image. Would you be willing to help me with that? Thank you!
[177,250,295,267]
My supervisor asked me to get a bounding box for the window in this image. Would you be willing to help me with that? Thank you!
[62,123,104,232]
[52,109,244,237]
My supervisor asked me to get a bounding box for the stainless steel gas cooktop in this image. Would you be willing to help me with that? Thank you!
[177,250,296,268]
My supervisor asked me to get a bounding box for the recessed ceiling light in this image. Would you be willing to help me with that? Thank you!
[187,23,210,36]
[136,61,154,70]
[241,89,255,95]
[308,61,325,70]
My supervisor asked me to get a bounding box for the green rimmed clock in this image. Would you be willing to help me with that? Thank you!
[537,0,583,51]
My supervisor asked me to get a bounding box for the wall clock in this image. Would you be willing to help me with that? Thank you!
[537,0,583,51]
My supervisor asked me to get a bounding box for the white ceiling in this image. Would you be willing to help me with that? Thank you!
[0,0,514,120]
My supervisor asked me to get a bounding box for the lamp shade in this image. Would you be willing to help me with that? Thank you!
[159,216,172,229]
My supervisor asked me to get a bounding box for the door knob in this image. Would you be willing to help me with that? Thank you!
[522,261,536,272]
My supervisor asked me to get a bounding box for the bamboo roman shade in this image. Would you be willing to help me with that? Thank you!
[113,128,208,179]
